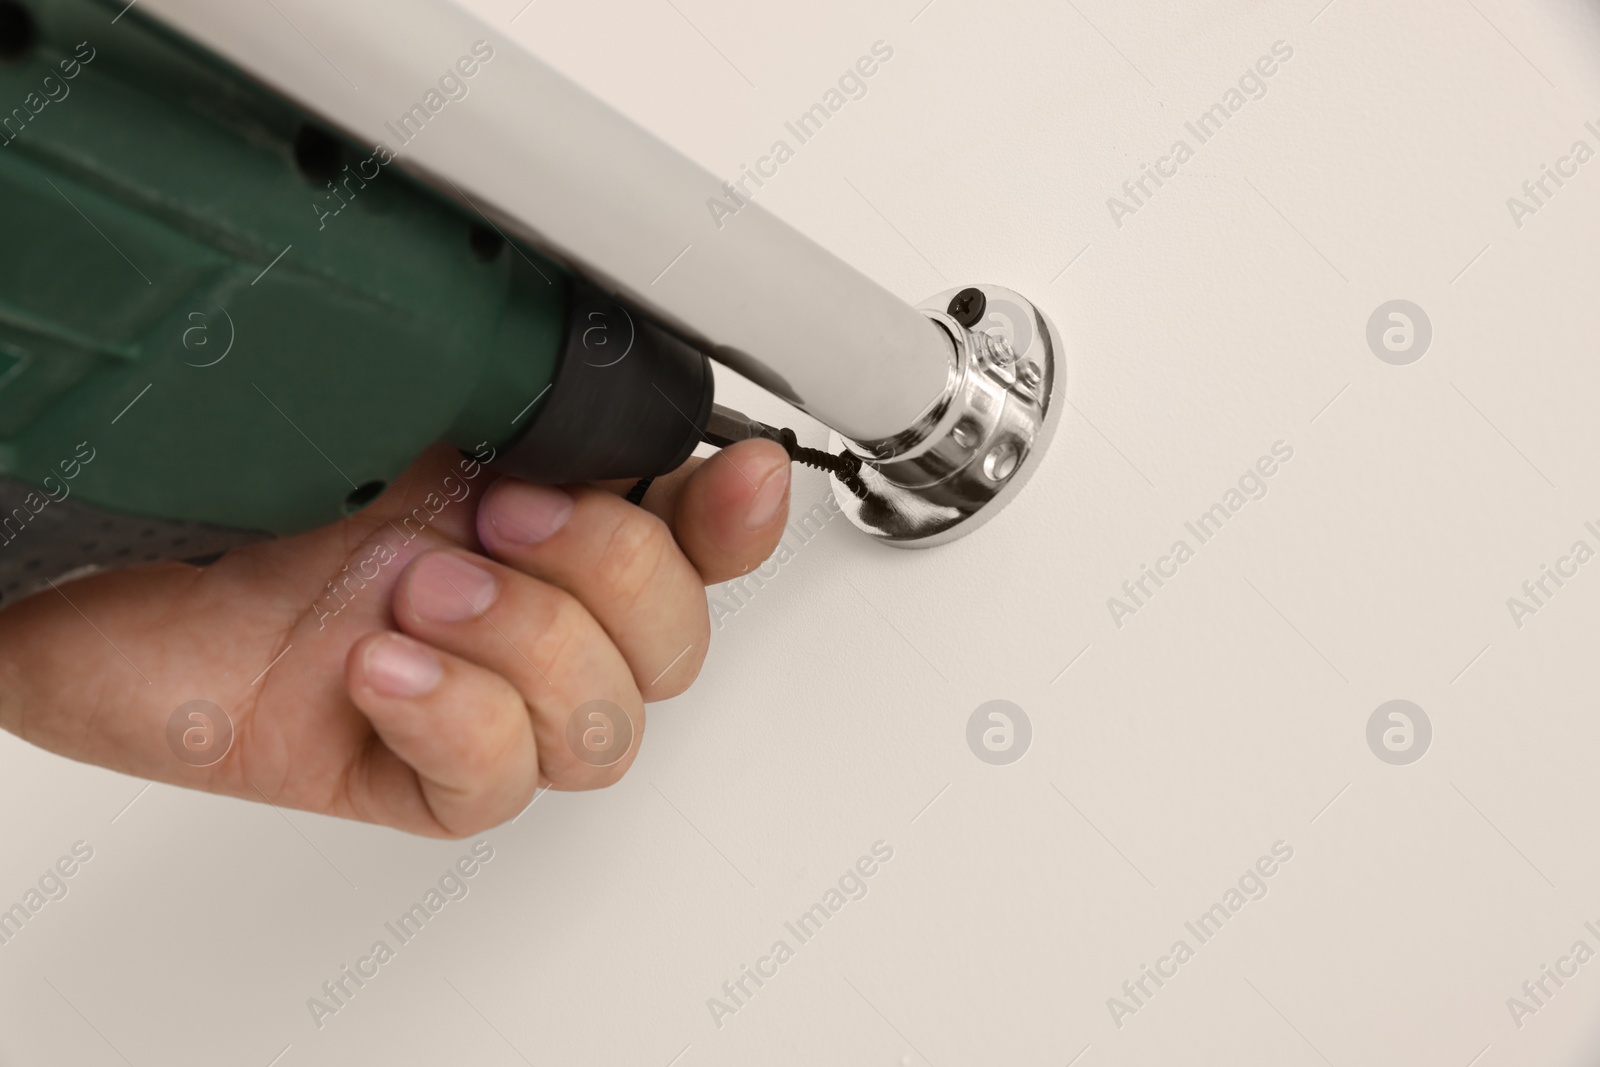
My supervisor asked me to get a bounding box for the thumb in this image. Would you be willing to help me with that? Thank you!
[633,439,791,584]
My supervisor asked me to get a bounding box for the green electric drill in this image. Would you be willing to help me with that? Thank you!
[0,0,752,600]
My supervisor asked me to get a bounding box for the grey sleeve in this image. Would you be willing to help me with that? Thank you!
[0,478,270,604]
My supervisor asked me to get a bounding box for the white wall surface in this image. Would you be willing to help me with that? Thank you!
[4,0,1600,1064]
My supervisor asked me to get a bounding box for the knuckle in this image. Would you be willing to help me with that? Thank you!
[451,727,506,783]
[530,586,588,666]
[501,579,585,674]
[592,511,675,615]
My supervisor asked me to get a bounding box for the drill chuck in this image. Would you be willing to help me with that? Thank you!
[494,289,715,486]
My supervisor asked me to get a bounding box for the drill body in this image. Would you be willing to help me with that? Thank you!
[0,0,711,594]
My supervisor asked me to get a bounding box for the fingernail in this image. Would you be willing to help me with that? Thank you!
[745,461,789,530]
[409,552,498,623]
[487,481,574,545]
[365,635,442,698]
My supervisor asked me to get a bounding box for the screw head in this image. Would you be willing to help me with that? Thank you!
[1018,360,1042,388]
[947,287,986,328]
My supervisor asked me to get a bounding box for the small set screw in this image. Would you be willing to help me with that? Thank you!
[985,333,1018,367]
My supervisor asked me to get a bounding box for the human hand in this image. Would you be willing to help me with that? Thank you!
[0,439,792,836]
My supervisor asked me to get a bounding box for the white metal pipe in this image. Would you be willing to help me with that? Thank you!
[137,0,954,442]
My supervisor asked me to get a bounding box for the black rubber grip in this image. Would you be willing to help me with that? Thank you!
[495,291,713,484]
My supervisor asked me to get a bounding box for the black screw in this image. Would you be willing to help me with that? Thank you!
[0,2,36,62]
[468,223,504,262]
[293,124,343,186]
[947,287,986,328]
[343,480,386,513]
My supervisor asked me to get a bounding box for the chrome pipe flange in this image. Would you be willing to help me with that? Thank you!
[827,284,1064,547]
